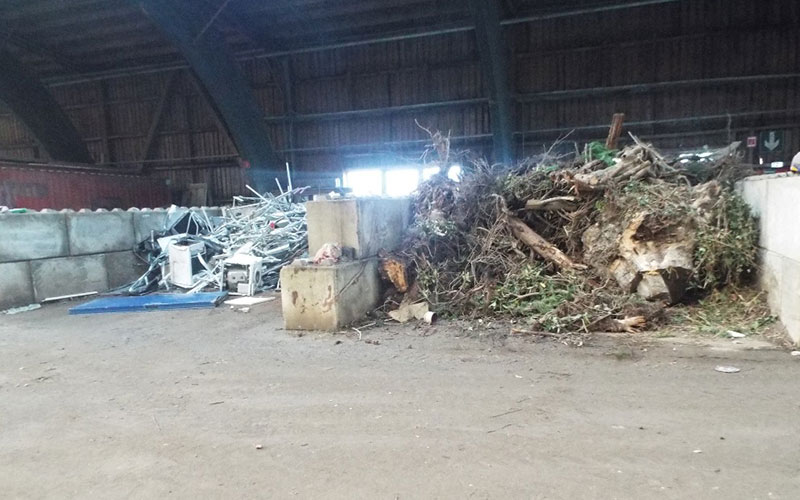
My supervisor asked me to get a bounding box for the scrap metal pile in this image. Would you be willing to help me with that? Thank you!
[382,134,758,342]
[127,187,308,296]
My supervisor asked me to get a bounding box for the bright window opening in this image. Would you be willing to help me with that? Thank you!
[343,164,462,197]
[342,168,382,196]
[422,164,462,182]
[385,168,420,197]
[422,167,439,180]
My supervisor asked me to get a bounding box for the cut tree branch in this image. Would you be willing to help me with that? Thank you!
[506,215,587,270]
[524,196,578,211]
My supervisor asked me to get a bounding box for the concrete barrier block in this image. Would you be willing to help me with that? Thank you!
[105,251,147,288]
[306,198,411,259]
[759,249,783,316]
[736,176,768,218]
[281,259,380,331]
[31,254,108,302]
[760,177,800,261]
[779,256,800,344]
[0,213,69,262]
[133,211,169,243]
[67,211,135,255]
[0,261,34,309]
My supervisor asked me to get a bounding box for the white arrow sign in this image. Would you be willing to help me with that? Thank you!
[764,131,780,151]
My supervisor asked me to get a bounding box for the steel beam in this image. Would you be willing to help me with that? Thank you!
[0,49,93,163]
[469,0,514,164]
[129,0,279,189]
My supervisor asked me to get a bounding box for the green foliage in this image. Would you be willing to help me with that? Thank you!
[693,192,759,289]
[614,181,692,219]
[489,264,575,317]
[586,141,618,166]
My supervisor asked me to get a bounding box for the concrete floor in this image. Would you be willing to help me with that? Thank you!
[1,296,798,499]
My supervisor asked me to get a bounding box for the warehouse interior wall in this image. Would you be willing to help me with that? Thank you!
[0,0,798,203]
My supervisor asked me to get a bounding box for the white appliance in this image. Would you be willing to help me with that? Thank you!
[167,241,206,288]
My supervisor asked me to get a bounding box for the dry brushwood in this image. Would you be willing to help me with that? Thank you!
[383,129,758,341]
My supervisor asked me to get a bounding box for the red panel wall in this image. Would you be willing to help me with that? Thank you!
[0,163,169,210]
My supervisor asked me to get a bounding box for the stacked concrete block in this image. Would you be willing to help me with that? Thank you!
[0,212,69,262]
[0,262,34,310]
[133,209,168,242]
[0,206,221,310]
[30,254,109,302]
[282,197,410,331]
[281,259,380,331]
[105,251,148,288]
[67,211,135,255]
[737,174,800,343]
[306,197,411,258]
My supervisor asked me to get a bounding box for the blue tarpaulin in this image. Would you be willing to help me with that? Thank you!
[69,292,228,315]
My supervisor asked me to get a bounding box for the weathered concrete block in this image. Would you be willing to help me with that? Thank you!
[280,259,380,331]
[133,211,169,243]
[779,255,800,344]
[761,177,800,261]
[736,176,767,218]
[758,249,783,317]
[741,175,800,343]
[306,198,411,259]
[0,261,34,309]
[0,213,68,262]
[30,254,108,302]
[67,211,135,255]
[105,251,147,288]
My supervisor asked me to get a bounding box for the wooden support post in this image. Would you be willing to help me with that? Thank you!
[183,73,196,160]
[130,0,278,191]
[98,81,111,164]
[606,113,625,150]
[281,56,296,168]
[187,73,239,156]
[141,71,179,167]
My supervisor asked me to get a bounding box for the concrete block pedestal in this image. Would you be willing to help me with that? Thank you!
[280,259,380,331]
[306,197,411,258]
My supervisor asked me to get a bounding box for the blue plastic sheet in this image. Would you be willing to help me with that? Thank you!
[69,292,228,315]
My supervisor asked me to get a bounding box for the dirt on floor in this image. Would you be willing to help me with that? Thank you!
[1,295,799,499]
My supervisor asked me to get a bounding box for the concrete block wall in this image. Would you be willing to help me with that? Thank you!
[0,206,219,310]
[737,174,800,344]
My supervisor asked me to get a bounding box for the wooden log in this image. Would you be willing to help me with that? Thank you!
[524,196,578,212]
[605,113,625,149]
[572,156,652,191]
[506,215,587,270]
